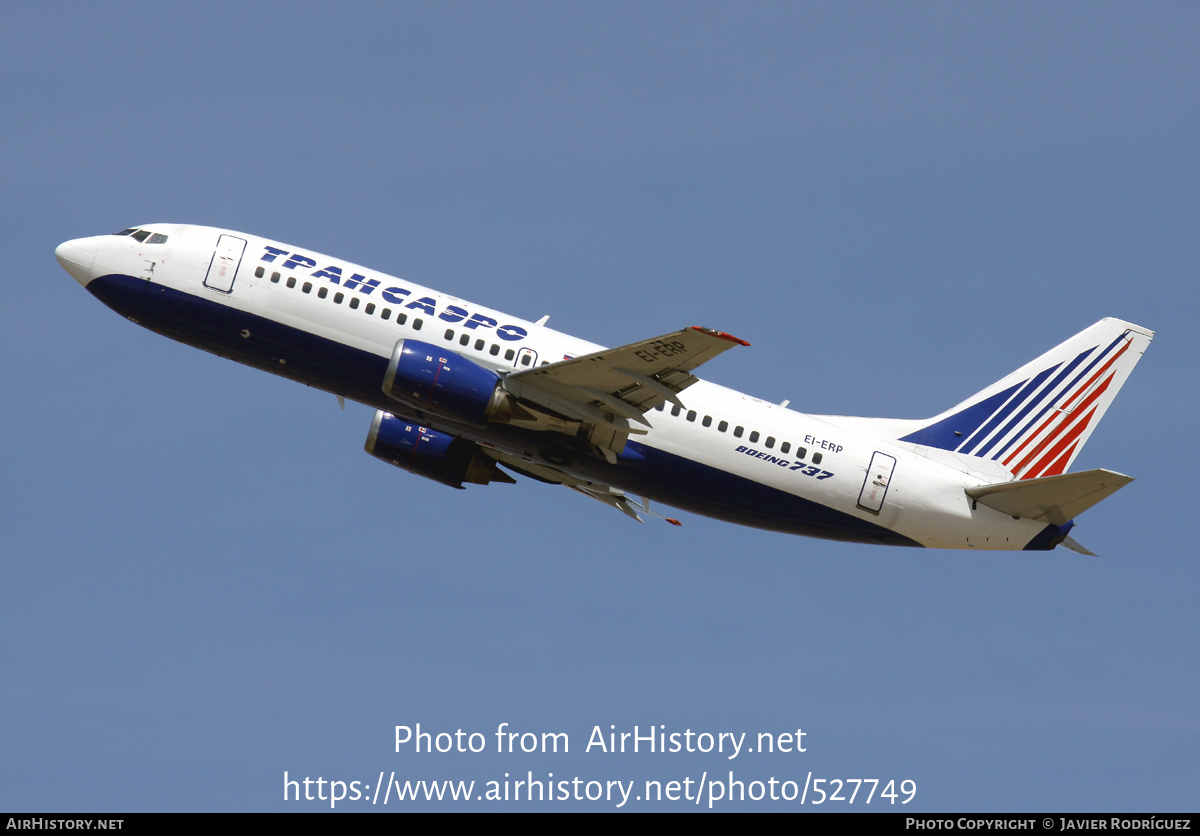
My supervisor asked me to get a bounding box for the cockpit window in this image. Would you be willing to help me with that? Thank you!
[112,228,168,243]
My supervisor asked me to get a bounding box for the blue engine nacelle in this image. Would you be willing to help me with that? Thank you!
[382,339,515,423]
[364,410,516,489]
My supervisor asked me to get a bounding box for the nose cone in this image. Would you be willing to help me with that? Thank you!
[55,237,99,286]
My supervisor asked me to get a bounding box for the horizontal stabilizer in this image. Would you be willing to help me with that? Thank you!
[1060,535,1097,557]
[966,468,1133,526]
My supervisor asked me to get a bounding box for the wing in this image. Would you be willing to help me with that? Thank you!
[501,326,749,458]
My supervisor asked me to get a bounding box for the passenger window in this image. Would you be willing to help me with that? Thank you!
[671,405,682,417]
[414,319,423,330]
[445,329,455,340]
[686,410,696,422]
[718,420,728,432]
[365,302,375,315]
[734,426,744,438]
[286,277,296,288]
[505,349,515,360]
[781,442,791,454]
[381,309,391,320]
[702,415,712,427]
[460,334,469,346]
[656,403,665,411]
[749,431,760,443]
[302,281,312,293]
[796,447,807,459]
[397,313,407,325]
[812,452,823,464]
[318,287,328,299]
[475,339,485,350]
[349,297,360,309]
[254,266,264,278]
[765,436,775,448]
[521,354,532,366]
[489,344,500,356]
[334,292,343,303]
[271,272,280,283]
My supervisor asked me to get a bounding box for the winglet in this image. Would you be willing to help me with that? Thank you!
[690,326,751,347]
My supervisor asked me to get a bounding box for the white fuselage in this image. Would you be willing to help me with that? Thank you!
[57,223,1063,550]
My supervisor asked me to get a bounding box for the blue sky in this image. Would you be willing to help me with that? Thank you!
[2,2,1197,811]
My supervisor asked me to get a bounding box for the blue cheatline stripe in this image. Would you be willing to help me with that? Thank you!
[958,363,1060,455]
[899,382,1024,452]
[86,273,923,548]
[990,332,1125,461]
[975,346,1093,460]
[603,441,919,545]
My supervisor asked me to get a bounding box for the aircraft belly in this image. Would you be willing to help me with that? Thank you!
[84,274,393,404]
[573,442,920,545]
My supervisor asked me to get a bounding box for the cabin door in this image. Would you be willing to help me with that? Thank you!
[857,452,897,512]
[203,234,247,293]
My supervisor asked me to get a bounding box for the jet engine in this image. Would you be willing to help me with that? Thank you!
[382,339,515,423]
[364,410,515,489]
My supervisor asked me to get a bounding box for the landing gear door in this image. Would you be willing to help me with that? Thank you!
[203,234,247,294]
[858,452,896,513]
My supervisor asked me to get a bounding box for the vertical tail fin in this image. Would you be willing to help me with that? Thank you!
[899,318,1153,480]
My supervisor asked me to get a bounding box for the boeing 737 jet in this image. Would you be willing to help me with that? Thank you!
[56,224,1153,552]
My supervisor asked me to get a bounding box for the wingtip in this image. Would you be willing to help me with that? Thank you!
[690,326,750,347]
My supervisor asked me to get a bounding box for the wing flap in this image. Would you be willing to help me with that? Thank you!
[965,468,1133,525]
[501,326,748,453]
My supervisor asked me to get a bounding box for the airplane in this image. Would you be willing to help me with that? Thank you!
[55,223,1153,553]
